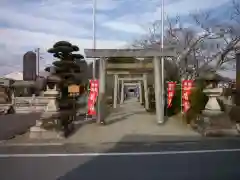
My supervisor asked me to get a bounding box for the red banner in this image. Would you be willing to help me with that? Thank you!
[87,80,99,115]
[182,80,193,113]
[167,81,176,108]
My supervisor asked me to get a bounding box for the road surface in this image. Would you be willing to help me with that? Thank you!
[0,139,240,180]
[0,113,41,140]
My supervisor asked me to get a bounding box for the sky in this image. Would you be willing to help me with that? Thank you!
[0,0,237,77]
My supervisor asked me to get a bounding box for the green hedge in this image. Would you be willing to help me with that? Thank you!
[185,85,208,124]
[166,80,208,124]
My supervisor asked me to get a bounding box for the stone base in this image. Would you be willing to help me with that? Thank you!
[0,104,13,115]
[202,110,224,117]
[193,112,239,137]
[203,128,239,137]
[29,126,63,139]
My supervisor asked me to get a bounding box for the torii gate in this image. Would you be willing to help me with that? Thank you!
[84,48,177,124]
[118,77,144,105]
[120,82,142,104]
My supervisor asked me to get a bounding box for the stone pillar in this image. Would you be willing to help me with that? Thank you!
[153,56,164,124]
[143,74,149,110]
[236,50,240,106]
[120,80,124,104]
[117,79,120,103]
[113,74,118,108]
[11,90,15,105]
[139,82,143,104]
[97,58,106,124]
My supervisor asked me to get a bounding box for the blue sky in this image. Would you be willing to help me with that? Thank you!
[0,0,237,76]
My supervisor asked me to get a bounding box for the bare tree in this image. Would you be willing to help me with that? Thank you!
[195,2,240,74]
[133,1,240,79]
[132,12,215,79]
[133,21,162,48]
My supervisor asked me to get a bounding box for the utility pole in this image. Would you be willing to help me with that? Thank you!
[92,0,96,79]
[160,0,165,123]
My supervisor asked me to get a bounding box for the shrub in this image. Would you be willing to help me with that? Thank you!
[166,84,182,116]
[184,81,208,124]
[166,79,208,124]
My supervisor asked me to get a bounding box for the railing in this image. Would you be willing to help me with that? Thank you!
[13,96,51,113]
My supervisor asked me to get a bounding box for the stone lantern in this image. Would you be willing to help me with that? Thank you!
[194,72,239,136]
[198,72,224,116]
[29,74,61,139]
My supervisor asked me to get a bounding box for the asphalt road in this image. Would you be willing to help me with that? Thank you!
[1,139,240,180]
[0,113,41,140]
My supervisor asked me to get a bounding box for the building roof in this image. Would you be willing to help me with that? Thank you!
[3,70,51,80]
[3,72,23,80]
[11,80,36,87]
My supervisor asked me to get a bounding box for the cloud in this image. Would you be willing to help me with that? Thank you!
[0,0,234,77]
[103,0,232,34]
[0,8,90,37]
[102,21,147,34]
[154,0,231,18]
[0,28,127,75]
[0,0,126,75]
[78,0,123,11]
[0,0,112,37]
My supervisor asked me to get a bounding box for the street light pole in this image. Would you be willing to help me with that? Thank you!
[92,0,96,79]
[160,0,165,123]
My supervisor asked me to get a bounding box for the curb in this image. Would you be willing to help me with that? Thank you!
[1,136,240,147]
[0,142,64,147]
